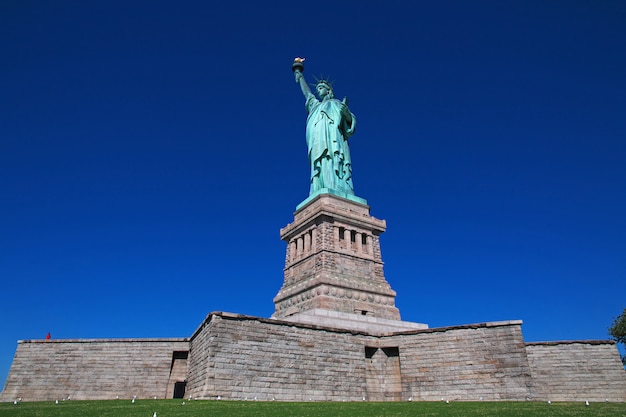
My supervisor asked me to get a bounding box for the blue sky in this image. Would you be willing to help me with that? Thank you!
[1,1,625,388]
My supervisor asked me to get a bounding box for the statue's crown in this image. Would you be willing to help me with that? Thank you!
[311,74,333,90]
[315,79,333,90]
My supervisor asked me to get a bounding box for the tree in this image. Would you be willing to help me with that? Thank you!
[608,308,626,365]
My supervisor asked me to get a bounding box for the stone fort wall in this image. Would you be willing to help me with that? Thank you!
[389,321,533,401]
[3,315,625,402]
[186,312,376,401]
[0,338,189,401]
[185,313,539,402]
[526,340,626,402]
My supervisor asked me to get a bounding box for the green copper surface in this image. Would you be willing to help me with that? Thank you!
[293,59,362,202]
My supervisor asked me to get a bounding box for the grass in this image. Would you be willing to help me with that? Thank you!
[1,399,625,417]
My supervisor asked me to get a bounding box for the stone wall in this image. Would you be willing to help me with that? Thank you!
[186,313,538,402]
[526,340,626,402]
[0,338,189,402]
[3,315,625,403]
[389,321,534,401]
[186,312,373,401]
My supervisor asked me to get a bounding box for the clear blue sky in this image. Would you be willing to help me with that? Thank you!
[1,1,625,388]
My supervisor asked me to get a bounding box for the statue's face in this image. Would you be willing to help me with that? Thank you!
[316,84,330,99]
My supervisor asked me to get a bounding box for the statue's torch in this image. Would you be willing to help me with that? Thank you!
[292,57,305,75]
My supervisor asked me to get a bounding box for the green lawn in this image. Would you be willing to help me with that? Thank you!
[1,399,625,417]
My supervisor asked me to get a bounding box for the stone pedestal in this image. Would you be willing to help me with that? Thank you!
[273,193,402,322]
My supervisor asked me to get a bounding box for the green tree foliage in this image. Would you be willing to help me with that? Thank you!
[608,308,626,365]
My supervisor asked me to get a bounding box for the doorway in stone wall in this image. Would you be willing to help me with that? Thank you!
[173,381,187,399]
[365,346,402,401]
[166,351,189,398]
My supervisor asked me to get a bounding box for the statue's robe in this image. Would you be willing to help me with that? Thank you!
[305,93,356,196]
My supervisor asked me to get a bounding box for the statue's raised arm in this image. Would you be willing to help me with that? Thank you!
[293,57,312,98]
[291,58,357,198]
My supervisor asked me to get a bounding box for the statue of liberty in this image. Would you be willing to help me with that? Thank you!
[292,58,357,197]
